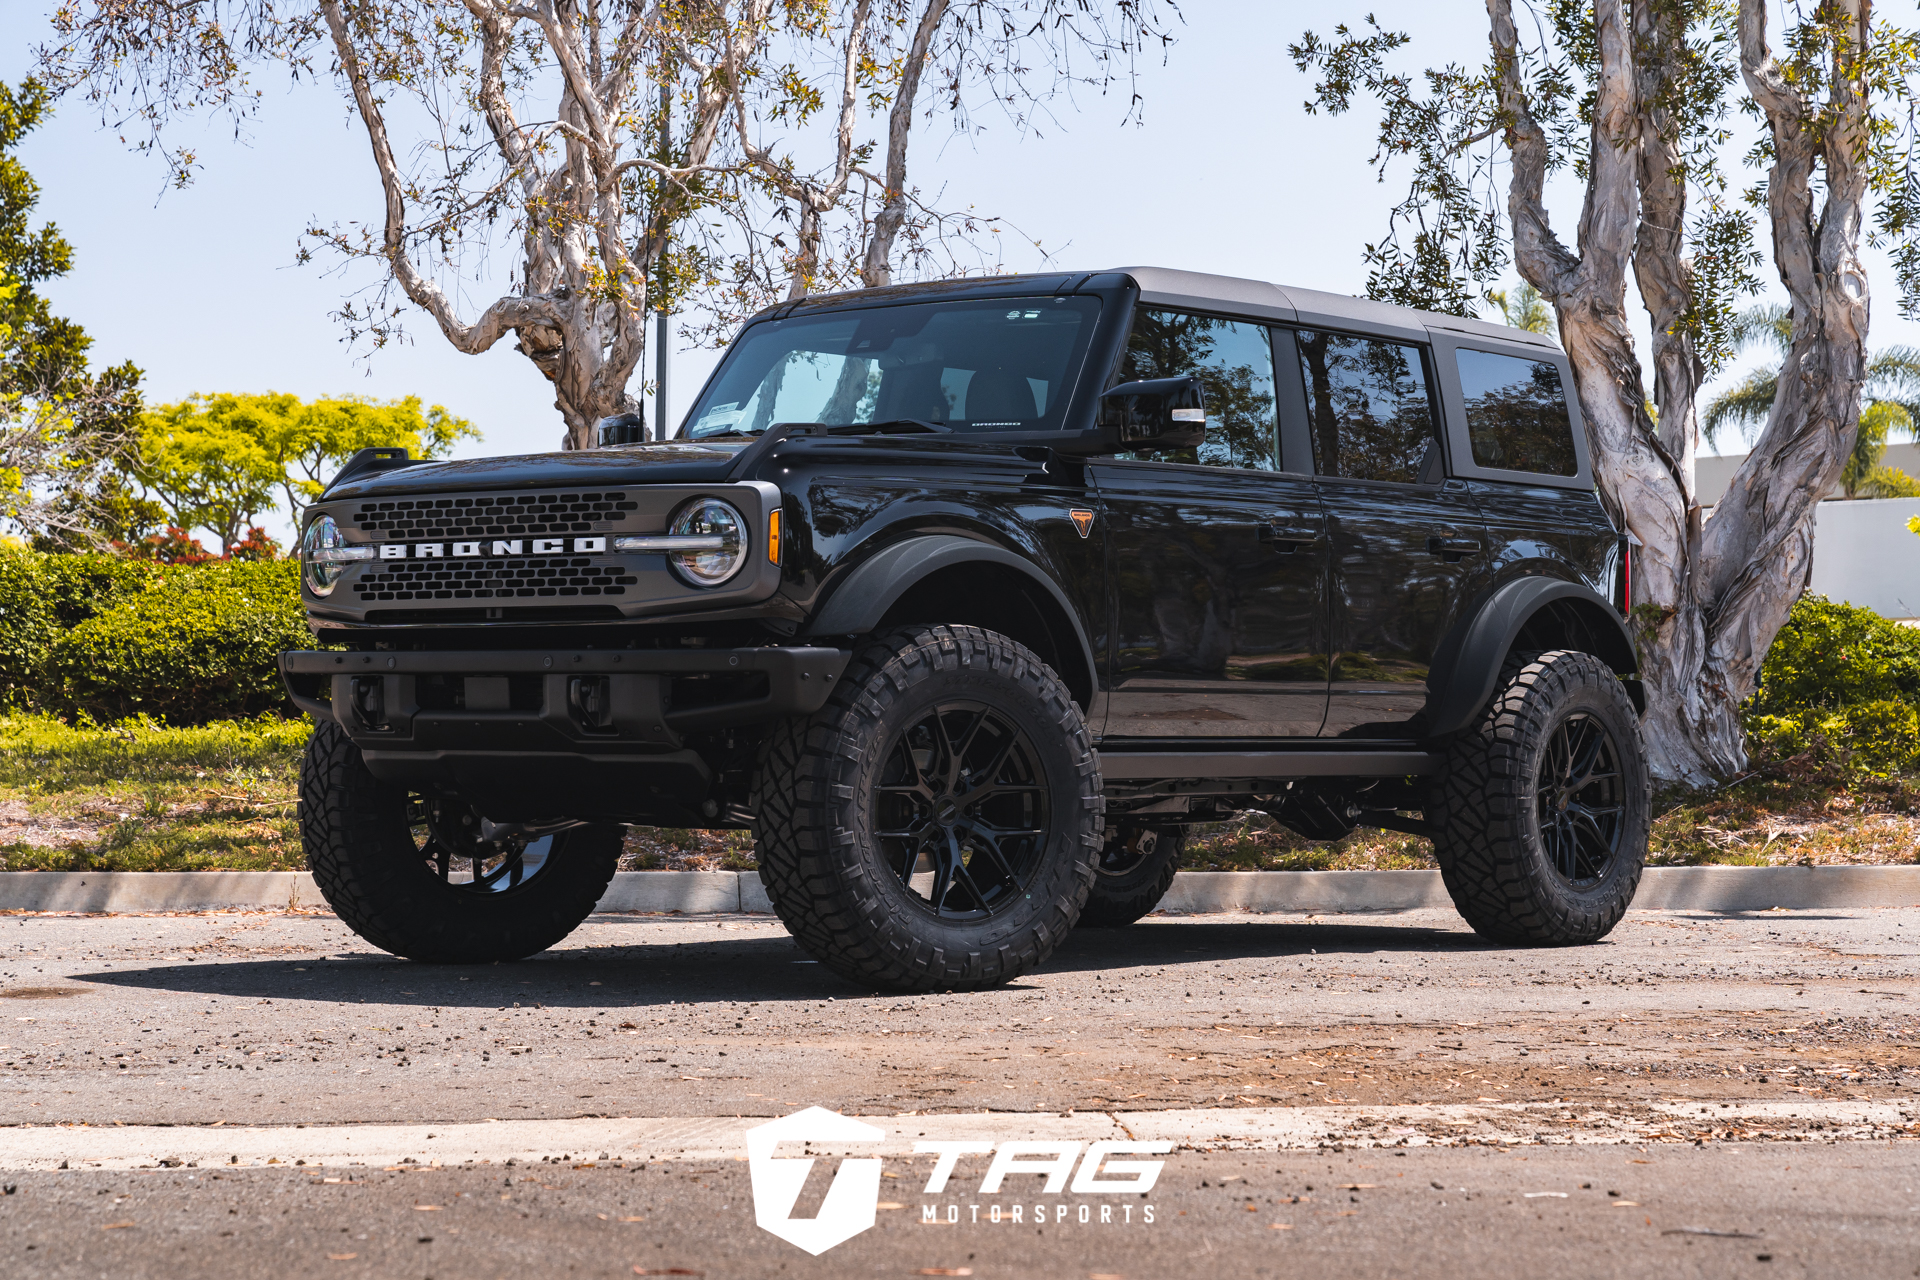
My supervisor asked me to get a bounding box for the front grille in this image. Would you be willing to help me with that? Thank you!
[350,491,639,541]
[350,556,640,601]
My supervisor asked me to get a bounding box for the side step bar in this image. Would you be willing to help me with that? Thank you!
[1097,750,1440,782]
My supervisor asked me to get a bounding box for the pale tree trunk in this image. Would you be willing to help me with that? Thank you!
[1614,0,1722,784]
[1691,0,1872,755]
[321,0,748,450]
[861,0,949,288]
[1491,0,1872,785]
[1491,0,1706,781]
[1631,0,1706,505]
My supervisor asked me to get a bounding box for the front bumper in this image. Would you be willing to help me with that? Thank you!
[280,646,851,820]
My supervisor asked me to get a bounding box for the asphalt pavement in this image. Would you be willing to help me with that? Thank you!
[2,904,1918,1277]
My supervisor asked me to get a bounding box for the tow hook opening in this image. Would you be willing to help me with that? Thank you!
[568,675,615,732]
[351,676,390,732]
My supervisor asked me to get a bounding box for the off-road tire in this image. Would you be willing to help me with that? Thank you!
[1429,649,1649,946]
[752,624,1103,992]
[1076,824,1184,928]
[300,719,622,963]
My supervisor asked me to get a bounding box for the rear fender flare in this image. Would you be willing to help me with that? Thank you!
[1425,578,1640,739]
[799,534,1099,700]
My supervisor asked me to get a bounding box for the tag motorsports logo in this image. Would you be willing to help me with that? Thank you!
[746,1107,1171,1256]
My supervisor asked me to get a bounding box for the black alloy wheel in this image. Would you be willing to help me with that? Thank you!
[1429,649,1649,946]
[1075,823,1184,928]
[752,624,1104,992]
[874,701,1050,921]
[1535,712,1624,887]
[300,718,622,963]
[407,796,559,896]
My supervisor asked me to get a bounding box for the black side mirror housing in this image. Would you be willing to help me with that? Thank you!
[596,411,648,447]
[1055,375,1207,456]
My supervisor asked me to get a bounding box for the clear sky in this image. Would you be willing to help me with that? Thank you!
[6,2,1914,543]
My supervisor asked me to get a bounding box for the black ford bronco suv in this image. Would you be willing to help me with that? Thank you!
[283,266,1649,992]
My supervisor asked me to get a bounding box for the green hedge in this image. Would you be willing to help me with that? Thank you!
[1747,595,1920,775]
[0,552,158,705]
[0,551,313,726]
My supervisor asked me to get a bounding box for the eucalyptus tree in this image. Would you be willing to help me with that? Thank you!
[1706,304,1920,497]
[40,0,1173,449]
[717,0,1174,308]
[1294,1,1920,784]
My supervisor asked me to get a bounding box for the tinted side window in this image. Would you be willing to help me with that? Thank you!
[1119,308,1278,469]
[1295,330,1437,483]
[1456,348,1578,476]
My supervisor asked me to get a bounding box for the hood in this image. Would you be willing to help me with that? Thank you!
[323,440,749,501]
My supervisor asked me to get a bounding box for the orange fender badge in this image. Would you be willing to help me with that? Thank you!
[1069,509,1095,538]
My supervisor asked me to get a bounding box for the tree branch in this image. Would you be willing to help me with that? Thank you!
[319,0,561,354]
[863,0,949,287]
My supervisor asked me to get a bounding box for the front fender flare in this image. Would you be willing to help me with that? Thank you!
[799,534,1099,696]
[1424,578,1640,739]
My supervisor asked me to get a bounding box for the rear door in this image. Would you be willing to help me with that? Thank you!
[1092,308,1329,741]
[1284,327,1489,739]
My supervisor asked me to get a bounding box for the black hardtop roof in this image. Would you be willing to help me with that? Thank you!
[763,265,1557,351]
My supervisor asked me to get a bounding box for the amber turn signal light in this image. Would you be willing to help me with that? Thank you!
[768,508,782,564]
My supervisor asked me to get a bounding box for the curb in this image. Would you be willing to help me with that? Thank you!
[2,865,1917,915]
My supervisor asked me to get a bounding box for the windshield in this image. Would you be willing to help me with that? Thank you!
[680,295,1102,439]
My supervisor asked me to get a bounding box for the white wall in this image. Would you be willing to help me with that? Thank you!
[1805,496,1920,620]
[1697,442,1920,507]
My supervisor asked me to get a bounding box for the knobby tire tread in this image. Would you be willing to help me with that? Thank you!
[1077,828,1184,929]
[300,719,621,963]
[752,624,1103,992]
[1430,649,1649,947]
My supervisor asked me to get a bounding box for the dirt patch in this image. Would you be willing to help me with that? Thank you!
[1650,761,1920,866]
[619,826,755,872]
[0,799,112,849]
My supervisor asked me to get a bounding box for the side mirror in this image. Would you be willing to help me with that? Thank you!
[596,411,648,447]
[1096,375,1207,452]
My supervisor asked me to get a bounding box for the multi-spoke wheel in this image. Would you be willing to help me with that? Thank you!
[753,624,1103,992]
[1430,649,1649,946]
[406,796,564,896]
[1534,713,1624,887]
[300,719,622,963]
[874,702,1050,921]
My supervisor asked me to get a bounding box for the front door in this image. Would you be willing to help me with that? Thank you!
[1289,326,1489,738]
[1093,308,1329,741]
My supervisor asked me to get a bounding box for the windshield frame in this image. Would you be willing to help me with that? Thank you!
[675,293,1110,443]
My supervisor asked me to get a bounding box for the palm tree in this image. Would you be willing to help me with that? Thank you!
[1704,305,1920,498]
[1486,282,1556,336]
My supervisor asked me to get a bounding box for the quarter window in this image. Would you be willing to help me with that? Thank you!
[1118,309,1278,469]
[1456,348,1579,476]
[1295,330,1438,483]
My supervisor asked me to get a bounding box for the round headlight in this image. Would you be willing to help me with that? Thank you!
[667,497,748,586]
[303,515,347,597]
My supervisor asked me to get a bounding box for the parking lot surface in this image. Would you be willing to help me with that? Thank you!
[2,905,1918,1276]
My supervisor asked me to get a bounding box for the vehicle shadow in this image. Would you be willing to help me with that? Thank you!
[65,913,1512,1011]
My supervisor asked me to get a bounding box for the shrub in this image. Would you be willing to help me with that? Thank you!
[1746,596,1920,775]
[0,550,158,706]
[1750,595,1920,714]
[45,559,312,724]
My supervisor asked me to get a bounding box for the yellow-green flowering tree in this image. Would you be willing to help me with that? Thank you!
[134,392,477,551]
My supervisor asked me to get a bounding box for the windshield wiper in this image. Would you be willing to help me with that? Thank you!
[685,428,767,441]
[824,419,952,436]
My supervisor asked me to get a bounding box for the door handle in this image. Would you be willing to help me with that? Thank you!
[1427,536,1484,558]
[1259,523,1323,550]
